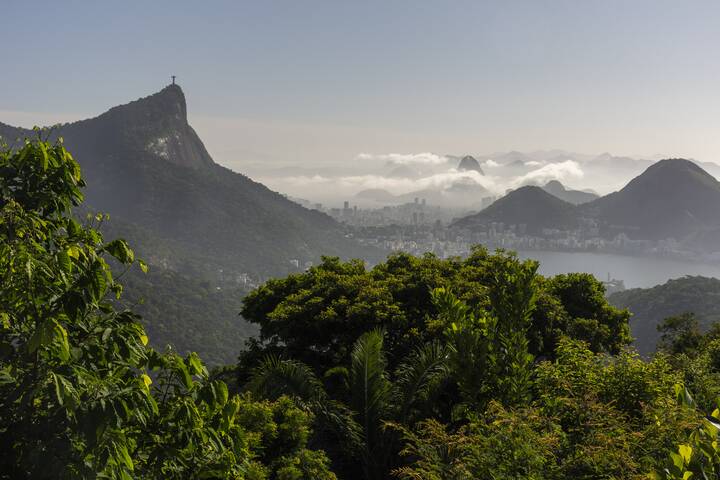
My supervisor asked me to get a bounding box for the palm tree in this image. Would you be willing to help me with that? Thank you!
[246,329,448,480]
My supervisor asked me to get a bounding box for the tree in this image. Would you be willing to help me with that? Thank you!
[239,251,630,384]
[247,330,449,480]
[0,137,335,479]
[534,339,695,478]
[544,273,631,354]
[394,404,559,480]
[653,385,720,479]
[658,312,703,356]
[430,255,537,410]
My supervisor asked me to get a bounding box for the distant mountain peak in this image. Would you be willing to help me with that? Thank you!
[65,84,215,170]
[510,185,562,198]
[138,83,187,120]
[544,180,565,190]
[646,158,709,175]
[581,157,720,240]
[620,158,719,193]
[457,155,484,174]
[94,84,188,125]
[541,180,598,205]
[453,185,578,233]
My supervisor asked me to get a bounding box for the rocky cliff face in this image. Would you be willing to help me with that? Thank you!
[71,85,214,170]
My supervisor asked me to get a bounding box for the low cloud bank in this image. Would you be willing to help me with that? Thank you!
[356,152,450,166]
[278,169,494,194]
[511,160,584,188]
[259,153,591,207]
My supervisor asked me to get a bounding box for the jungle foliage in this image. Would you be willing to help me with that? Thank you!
[238,247,720,479]
[0,138,334,479]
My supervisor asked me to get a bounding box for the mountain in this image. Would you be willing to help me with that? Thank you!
[0,85,384,364]
[492,151,532,165]
[452,186,578,233]
[581,159,720,240]
[0,85,381,278]
[609,276,720,355]
[118,264,255,365]
[693,160,720,180]
[446,158,720,249]
[588,152,653,171]
[457,155,484,174]
[542,180,599,205]
[356,188,398,203]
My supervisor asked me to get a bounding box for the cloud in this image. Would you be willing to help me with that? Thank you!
[356,152,450,166]
[483,159,501,168]
[269,169,496,196]
[511,160,584,187]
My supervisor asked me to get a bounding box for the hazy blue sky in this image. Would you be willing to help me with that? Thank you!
[3,1,720,169]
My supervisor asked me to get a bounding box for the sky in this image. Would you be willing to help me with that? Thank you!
[3,1,720,190]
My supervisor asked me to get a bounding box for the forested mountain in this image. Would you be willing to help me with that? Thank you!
[115,264,254,365]
[580,159,720,239]
[609,275,720,355]
[0,85,385,364]
[452,185,578,233]
[542,180,599,205]
[0,85,382,279]
[454,159,720,249]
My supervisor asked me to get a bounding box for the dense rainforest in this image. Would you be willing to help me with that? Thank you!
[2,138,720,479]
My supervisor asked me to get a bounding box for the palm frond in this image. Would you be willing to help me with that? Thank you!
[394,340,450,424]
[349,329,392,432]
[245,354,325,403]
[311,398,364,454]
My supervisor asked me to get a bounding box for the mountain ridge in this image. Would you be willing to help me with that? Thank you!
[0,84,382,277]
[453,185,578,233]
[580,158,720,239]
[455,158,720,248]
[542,180,599,205]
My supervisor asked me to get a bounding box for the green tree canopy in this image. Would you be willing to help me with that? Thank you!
[0,137,335,479]
[239,249,631,380]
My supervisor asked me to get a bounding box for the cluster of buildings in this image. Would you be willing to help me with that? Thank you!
[449,223,703,260]
[349,219,711,264]
[326,198,465,227]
